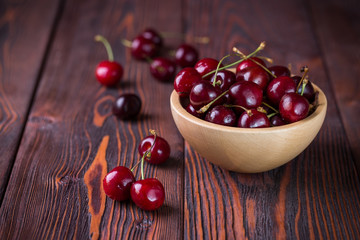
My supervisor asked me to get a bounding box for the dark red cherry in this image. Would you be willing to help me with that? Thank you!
[113,93,142,119]
[210,70,236,91]
[270,114,287,126]
[229,81,263,109]
[150,57,176,82]
[268,65,291,78]
[186,104,205,119]
[236,57,266,73]
[194,58,222,80]
[141,28,163,48]
[175,44,199,68]
[236,66,270,90]
[237,109,270,128]
[96,61,123,86]
[279,93,309,123]
[138,135,170,164]
[292,76,316,103]
[205,105,237,126]
[266,76,296,106]
[130,178,165,211]
[174,67,202,97]
[131,35,157,60]
[189,80,224,110]
[103,166,135,201]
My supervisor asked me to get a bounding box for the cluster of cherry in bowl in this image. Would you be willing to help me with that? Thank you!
[103,130,170,211]
[95,28,202,120]
[174,42,317,128]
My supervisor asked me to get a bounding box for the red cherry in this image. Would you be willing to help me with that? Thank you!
[103,166,135,201]
[237,109,270,128]
[270,114,287,126]
[186,104,205,118]
[229,81,263,109]
[189,80,224,110]
[175,44,199,68]
[95,35,123,86]
[113,93,142,119]
[279,93,309,123]
[174,67,202,97]
[130,178,165,211]
[141,28,163,48]
[292,76,316,103]
[138,135,171,164]
[131,35,157,60]
[268,65,291,78]
[210,70,236,91]
[194,58,222,80]
[150,57,176,82]
[235,66,270,90]
[266,76,296,106]
[205,105,237,126]
[95,61,123,86]
[235,57,266,73]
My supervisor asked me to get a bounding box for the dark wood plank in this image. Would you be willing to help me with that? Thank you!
[307,0,360,171]
[0,0,183,239]
[0,0,60,201]
[183,0,360,239]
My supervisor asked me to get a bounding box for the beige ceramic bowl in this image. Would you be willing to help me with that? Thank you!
[170,84,327,173]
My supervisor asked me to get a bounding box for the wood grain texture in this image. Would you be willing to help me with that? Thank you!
[306,0,360,171]
[0,0,60,201]
[0,0,184,239]
[183,0,360,239]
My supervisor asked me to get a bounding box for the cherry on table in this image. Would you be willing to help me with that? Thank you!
[194,58,222,80]
[237,109,270,128]
[266,76,296,106]
[95,35,123,86]
[235,57,266,73]
[279,92,309,123]
[103,166,135,201]
[141,28,163,48]
[150,57,176,82]
[175,44,199,68]
[131,35,158,60]
[130,178,165,211]
[113,93,142,119]
[205,105,237,126]
[174,67,202,97]
[138,133,171,165]
[236,65,270,90]
[229,81,263,109]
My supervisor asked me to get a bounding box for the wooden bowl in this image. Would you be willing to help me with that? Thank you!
[170,84,327,173]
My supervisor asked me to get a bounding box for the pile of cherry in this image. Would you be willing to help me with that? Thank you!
[96,28,200,210]
[174,42,317,128]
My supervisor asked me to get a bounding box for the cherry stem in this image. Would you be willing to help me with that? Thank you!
[130,159,142,172]
[258,56,273,64]
[300,79,308,96]
[202,42,266,79]
[197,90,229,114]
[296,66,309,93]
[212,54,232,86]
[262,102,278,113]
[160,32,210,44]
[223,104,252,115]
[267,112,277,118]
[121,38,132,48]
[95,35,114,62]
[233,47,276,78]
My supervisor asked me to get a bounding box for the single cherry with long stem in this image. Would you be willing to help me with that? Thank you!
[95,35,123,86]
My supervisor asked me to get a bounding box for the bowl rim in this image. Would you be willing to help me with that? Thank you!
[170,83,327,133]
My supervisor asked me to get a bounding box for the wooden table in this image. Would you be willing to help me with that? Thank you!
[1,0,359,239]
